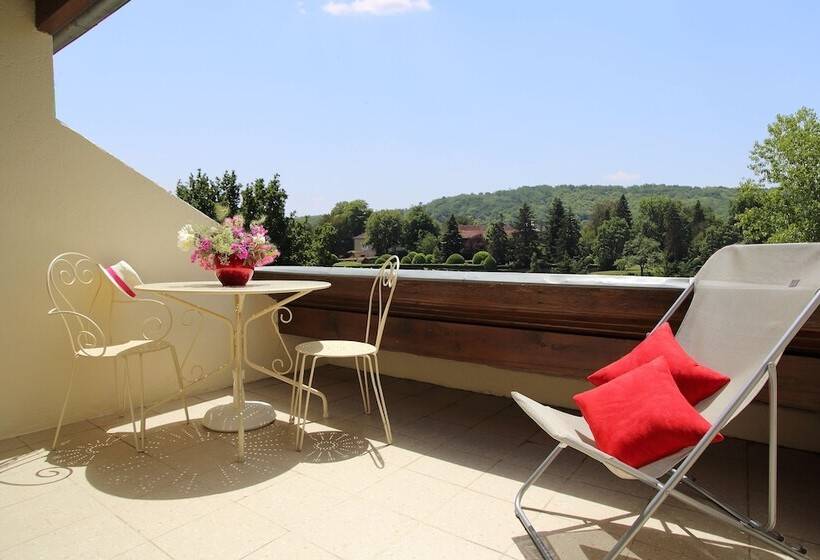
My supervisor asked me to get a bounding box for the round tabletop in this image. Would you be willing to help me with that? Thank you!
[134,279,331,295]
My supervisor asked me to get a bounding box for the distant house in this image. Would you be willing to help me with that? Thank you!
[351,232,376,259]
[457,224,516,255]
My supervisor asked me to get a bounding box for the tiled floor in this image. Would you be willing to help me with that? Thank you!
[0,366,817,560]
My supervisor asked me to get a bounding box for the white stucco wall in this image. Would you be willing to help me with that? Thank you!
[0,0,280,439]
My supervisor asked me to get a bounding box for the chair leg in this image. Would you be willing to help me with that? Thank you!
[514,444,565,560]
[354,356,371,414]
[137,354,147,453]
[52,357,79,450]
[122,357,141,451]
[366,354,392,444]
[168,346,190,423]
[290,352,302,423]
[296,355,318,451]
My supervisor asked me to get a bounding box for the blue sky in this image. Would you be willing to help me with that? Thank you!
[54,0,820,215]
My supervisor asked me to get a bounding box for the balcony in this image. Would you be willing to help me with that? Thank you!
[3,0,820,558]
[3,366,818,559]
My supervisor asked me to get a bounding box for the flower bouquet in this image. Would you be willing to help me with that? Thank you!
[177,215,279,287]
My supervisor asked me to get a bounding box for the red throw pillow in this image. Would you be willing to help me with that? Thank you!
[587,322,729,405]
[574,356,723,468]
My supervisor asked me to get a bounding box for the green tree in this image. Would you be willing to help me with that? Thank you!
[615,194,632,226]
[663,203,689,263]
[327,200,372,256]
[240,178,263,224]
[246,175,289,253]
[511,204,538,268]
[284,217,315,265]
[416,232,439,255]
[590,199,617,231]
[311,222,338,266]
[439,214,463,257]
[544,198,581,263]
[617,235,663,276]
[366,210,403,254]
[213,170,242,216]
[176,169,217,219]
[485,216,509,264]
[594,217,631,270]
[687,220,739,272]
[690,200,707,238]
[403,205,440,250]
[735,107,820,242]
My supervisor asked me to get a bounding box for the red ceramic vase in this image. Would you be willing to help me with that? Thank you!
[214,254,254,287]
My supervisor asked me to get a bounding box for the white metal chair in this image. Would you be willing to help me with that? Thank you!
[512,243,820,559]
[291,256,400,450]
[47,252,190,452]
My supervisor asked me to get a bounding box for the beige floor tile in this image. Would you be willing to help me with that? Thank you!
[570,458,656,500]
[1,376,817,560]
[407,447,500,487]
[362,469,463,520]
[0,449,78,508]
[380,524,501,560]
[244,532,340,559]
[72,441,182,499]
[427,488,538,553]
[0,483,107,551]
[0,437,27,453]
[468,460,564,507]
[749,537,818,559]
[0,444,32,461]
[293,444,399,494]
[392,417,469,443]
[18,420,99,447]
[0,513,146,560]
[153,502,286,560]
[505,528,643,560]
[92,488,231,540]
[113,542,173,559]
[429,400,506,428]
[448,430,530,459]
[292,496,417,560]
[239,471,350,531]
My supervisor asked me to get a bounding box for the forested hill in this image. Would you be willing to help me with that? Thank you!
[422,184,735,224]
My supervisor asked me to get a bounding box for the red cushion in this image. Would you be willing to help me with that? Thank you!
[574,356,723,468]
[587,322,729,405]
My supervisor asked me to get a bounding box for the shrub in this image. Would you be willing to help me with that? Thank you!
[425,254,435,263]
[483,255,497,271]
[412,254,427,264]
[445,253,465,264]
[472,251,490,265]
[400,255,413,264]
[375,254,389,264]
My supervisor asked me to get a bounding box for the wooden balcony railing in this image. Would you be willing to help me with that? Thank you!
[256,267,820,413]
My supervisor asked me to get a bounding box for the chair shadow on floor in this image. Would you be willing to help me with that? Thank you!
[34,414,375,501]
[509,483,793,560]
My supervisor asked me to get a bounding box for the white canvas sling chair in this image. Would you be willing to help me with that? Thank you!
[512,243,820,560]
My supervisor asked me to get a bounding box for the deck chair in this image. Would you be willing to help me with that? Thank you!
[512,243,820,560]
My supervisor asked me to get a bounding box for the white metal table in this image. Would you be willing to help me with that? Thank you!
[134,279,330,460]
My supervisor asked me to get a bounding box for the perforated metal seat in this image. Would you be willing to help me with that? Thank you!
[294,340,377,359]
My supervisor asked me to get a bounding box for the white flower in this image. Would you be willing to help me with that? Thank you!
[252,234,266,246]
[177,225,195,251]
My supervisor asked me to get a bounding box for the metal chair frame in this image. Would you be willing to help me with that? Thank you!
[291,256,400,450]
[514,279,820,560]
[47,252,190,451]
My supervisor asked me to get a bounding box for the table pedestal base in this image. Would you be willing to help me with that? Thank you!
[202,401,276,433]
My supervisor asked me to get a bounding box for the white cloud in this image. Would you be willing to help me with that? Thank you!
[323,0,431,16]
[296,1,306,15]
[605,170,641,184]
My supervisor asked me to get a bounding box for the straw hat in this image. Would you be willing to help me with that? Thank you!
[100,260,142,298]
